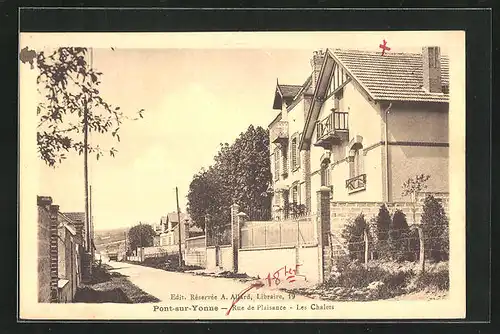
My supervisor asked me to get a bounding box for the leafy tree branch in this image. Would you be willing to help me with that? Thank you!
[23,46,145,166]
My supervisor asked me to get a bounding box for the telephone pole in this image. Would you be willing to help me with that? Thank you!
[176,187,183,266]
[83,47,95,277]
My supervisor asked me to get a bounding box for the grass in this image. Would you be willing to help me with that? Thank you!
[74,264,160,303]
[282,259,449,302]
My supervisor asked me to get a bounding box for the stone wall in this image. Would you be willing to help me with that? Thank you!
[37,196,60,303]
[37,205,51,303]
[330,192,449,233]
[322,192,449,282]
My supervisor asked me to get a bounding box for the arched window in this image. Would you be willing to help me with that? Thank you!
[348,140,364,178]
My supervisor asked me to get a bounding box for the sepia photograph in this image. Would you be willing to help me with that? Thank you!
[19,30,466,320]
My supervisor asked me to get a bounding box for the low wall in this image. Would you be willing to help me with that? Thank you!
[220,246,233,272]
[330,192,449,232]
[238,245,320,284]
[57,279,72,303]
[205,246,233,271]
[185,248,206,267]
[323,192,449,282]
[206,247,217,270]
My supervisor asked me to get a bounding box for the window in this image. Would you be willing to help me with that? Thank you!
[350,144,364,178]
[320,160,330,186]
[346,141,366,193]
[292,186,298,204]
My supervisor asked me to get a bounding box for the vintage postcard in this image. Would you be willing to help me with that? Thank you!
[19,30,466,320]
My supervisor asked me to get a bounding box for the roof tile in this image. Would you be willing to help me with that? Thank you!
[331,49,449,103]
[278,84,303,98]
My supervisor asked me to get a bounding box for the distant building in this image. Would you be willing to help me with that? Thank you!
[157,212,203,246]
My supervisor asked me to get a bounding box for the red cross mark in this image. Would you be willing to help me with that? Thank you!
[379,39,391,56]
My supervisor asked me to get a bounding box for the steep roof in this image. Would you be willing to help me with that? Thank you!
[166,212,190,224]
[273,75,312,110]
[63,212,85,224]
[278,84,303,98]
[330,48,449,103]
[58,213,77,235]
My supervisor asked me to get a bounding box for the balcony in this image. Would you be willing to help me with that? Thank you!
[314,112,349,148]
[270,121,289,144]
[346,174,366,194]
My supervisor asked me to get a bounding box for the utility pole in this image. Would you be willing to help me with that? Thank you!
[84,99,90,253]
[83,47,94,277]
[176,187,183,266]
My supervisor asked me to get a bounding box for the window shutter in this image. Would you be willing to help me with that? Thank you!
[298,184,302,204]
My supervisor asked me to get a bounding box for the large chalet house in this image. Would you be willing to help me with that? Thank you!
[269,47,449,219]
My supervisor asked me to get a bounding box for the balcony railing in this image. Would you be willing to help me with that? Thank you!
[270,121,289,144]
[314,111,349,148]
[346,174,366,193]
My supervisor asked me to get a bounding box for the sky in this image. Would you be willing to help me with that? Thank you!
[38,48,316,231]
[32,32,460,232]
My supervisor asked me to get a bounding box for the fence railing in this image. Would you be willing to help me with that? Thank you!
[330,222,449,273]
[316,111,349,142]
[240,217,316,249]
[206,223,232,247]
[346,174,367,192]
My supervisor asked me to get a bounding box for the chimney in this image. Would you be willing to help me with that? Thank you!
[422,46,442,93]
[309,50,325,93]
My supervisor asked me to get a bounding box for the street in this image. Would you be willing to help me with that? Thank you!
[106,260,312,305]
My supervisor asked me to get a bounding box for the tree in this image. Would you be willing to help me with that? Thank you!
[128,224,156,251]
[187,167,223,231]
[341,213,367,261]
[22,47,144,167]
[401,174,431,224]
[421,195,449,262]
[389,209,411,261]
[187,125,273,233]
[374,204,391,257]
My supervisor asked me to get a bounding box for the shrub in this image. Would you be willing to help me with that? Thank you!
[374,204,391,258]
[325,260,415,298]
[341,214,367,261]
[421,195,449,262]
[407,226,421,262]
[389,209,411,261]
[413,269,449,291]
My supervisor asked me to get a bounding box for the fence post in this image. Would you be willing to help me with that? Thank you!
[363,227,369,267]
[317,186,331,284]
[230,203,240,273]
[417,225,425,273]
[279,221,282,247]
